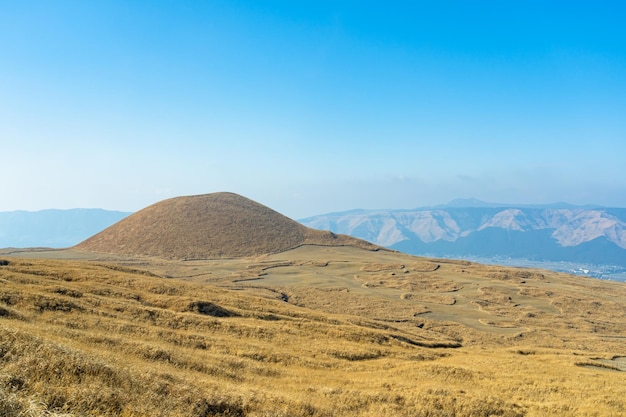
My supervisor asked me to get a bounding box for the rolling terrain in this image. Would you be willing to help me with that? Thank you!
[1,193,625,416]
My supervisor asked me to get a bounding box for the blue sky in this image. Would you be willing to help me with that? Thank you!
[2,1,625,218]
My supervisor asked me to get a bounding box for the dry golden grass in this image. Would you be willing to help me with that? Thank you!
[75,193,377,259]
[1,245,626,416]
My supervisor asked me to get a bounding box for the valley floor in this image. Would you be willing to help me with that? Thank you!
[443,254,626,282]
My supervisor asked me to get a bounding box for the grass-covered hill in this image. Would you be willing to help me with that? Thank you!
[75,192,377,259]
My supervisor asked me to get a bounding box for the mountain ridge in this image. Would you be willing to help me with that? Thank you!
[4,198,626,267]
[300,204,626,267]
[0,208,131,248]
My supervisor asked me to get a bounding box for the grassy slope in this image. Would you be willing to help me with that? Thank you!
[75,193,377,259]
[1,248,626,416]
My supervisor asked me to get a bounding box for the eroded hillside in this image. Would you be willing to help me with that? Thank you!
[1,246,625,416]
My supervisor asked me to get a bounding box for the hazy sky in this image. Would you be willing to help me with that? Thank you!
[2,1,625,218]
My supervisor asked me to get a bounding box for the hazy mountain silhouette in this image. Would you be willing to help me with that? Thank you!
[0,209,130,248]
[300,203,626,267]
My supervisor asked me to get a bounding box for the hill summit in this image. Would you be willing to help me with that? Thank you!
[76,192,376,259]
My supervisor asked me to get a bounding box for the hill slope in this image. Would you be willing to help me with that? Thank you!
[1,247,625,416]
[76,192,376,259]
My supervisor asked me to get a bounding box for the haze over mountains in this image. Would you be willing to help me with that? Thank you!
[300,200,626,268]
[0,209,130,248]
[2,192,626,416]
[3,197,626,272]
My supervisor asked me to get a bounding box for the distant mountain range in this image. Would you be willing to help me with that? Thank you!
[3,200,626,269]
[300,201,626,267]
[0,209,130,248]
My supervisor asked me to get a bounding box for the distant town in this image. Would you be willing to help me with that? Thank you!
[445,256,626,282]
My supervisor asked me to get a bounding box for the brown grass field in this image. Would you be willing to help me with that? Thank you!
[1,244,625,416]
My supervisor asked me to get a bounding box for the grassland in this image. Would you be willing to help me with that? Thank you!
[1,246,626,416]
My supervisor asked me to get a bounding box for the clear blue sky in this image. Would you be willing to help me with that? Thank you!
[2,1,625,218]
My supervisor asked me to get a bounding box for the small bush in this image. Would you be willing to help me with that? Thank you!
[188,301,238,317]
